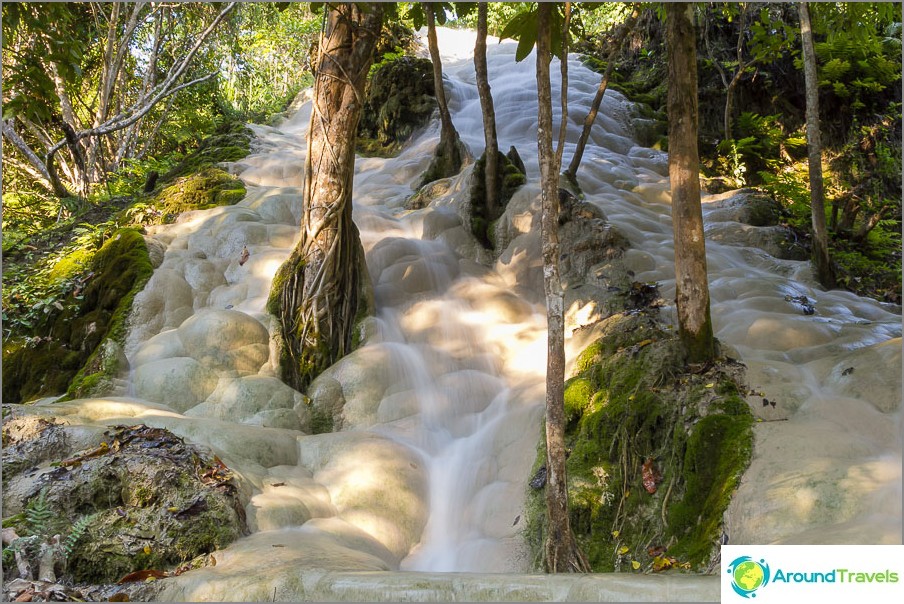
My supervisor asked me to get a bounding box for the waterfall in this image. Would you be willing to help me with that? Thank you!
[52,27,900,599]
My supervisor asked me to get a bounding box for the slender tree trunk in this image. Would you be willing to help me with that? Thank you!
[421,2,464,184]
[1,120,72,197]
[536,2,591,575]
[723,3,749,143]
[269,3,383,391]
[798,1,836,289]
[555,2,571,170]
[666,2,715,365]
[475,3,499,216]
[567,5,640,178]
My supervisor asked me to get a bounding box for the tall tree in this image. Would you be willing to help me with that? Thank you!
[565,3,640,179]
[475,2,500,216]
[535,2,591,574]
[1,2,237,200]
[798,1,836,289]
[269,2,384,391]
[419,2,465,185]
[666,2,716,364]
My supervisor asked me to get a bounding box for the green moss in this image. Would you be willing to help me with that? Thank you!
[469,150,526,249]
[523,311,753,573]
[63,229,152,400]
[357,56,435,156]
[564,377,593,424]
[48,247,93,282]
[667,405,753,564]
[161,127,252,183]
[153,168,246,223]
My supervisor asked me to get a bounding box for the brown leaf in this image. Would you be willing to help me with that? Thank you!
[642,457,662,494]
[14,590,34,602]
[647,545,666,557]
[239,245,250,266]
[117,569,167,584]
[60,442,110,467]
[109,593,131,602]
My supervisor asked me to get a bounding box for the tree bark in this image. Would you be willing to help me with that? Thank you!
[1,120,72,197]
[666,2,716,365]
[723,3,749,143]
[798,1,836,289]
[269,3,383,391]
[420,3,464,184]
[536,2,591,575]
[475,3,499,216]
[566,5,640,178]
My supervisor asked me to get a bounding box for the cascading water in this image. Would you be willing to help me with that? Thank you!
[32,27,899,600]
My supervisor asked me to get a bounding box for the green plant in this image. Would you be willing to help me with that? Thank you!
[25,489,55,538]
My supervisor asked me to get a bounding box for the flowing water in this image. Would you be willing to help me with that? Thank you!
[32,28,900,599]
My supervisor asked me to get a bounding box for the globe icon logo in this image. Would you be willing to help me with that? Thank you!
[727,556,771,598]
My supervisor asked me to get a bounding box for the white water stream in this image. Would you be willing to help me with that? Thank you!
[33,28,900,599]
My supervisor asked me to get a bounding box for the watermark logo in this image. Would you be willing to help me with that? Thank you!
[727,555,771,598]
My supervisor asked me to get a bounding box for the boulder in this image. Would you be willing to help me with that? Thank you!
[1,415,247,584]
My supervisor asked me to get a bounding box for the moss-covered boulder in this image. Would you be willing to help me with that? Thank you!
[153,168,247,224]
[469,149,527,249]
[161,123,252,183]
[357,56,436,156]
[2,416,247,584]
[524,311,753,573]
[2,229,153,405]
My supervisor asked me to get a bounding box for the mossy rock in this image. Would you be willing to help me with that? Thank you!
[161,125,252,183]
[2,229,152,405]
[469,149,527,249]
[48,247,93,282]
[2,420,246,584]
[153,168,246,223]
[357,56,436,156]
[524,312,753,573]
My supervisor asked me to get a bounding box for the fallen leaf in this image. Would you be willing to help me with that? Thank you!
[642,457,662,494]
[647,545,666,557]
[271,482,286,487]
[143,544,151,555]
[239,245,250,266]
[611,530,620,539]
[704,382,714,388]
[14,590,34,602]
[631,560,641,570]
[618,546,629,555]
[109,593,130,602]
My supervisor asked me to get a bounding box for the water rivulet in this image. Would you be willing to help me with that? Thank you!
[14,29,901,601]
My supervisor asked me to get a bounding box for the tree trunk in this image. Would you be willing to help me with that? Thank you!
[555,2,571,170]
[420,3,464,185]
[723,3,749,143]
[269,3,383,392]
[566,5,640,178]
[666,2,716,365]
[536,2,591,575]
[1,120,72,197]
[475,3,499,217]
[798,1,836,289]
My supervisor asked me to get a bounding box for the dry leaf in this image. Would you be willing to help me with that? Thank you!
[642,457,662,494]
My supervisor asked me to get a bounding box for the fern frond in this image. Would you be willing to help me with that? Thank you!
[62,513,96,559]
[25,489,53,538]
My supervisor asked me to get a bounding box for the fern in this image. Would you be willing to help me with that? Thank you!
[62,513,95,559]
[25,489,53,538]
